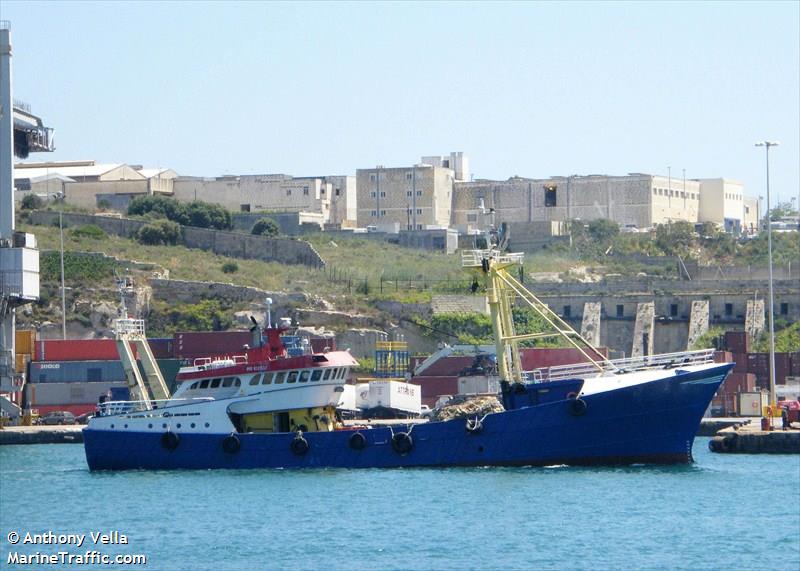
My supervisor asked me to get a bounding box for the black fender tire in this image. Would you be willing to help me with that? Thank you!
[222,434,241,454]
[465,418,483,434]
[349,432,367,450]
[291,435,309,455]
[161,431,180,451]
[391,432,413,454]
[568,397,588,416]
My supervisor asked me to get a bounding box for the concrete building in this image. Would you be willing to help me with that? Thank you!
[356,163,454,230]
[13,160,176,209]
[742,196,759,235]
[421,152,470,182]
[452,173,740,233]
[697,178,747,232]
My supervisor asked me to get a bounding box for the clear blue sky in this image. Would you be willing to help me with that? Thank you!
[3,1,799,204]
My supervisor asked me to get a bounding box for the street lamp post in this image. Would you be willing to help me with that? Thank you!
[755,140,779,416]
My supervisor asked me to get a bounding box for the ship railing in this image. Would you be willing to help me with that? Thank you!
[97,397,213,416]
[461,249,525,268]
[113,318,145,336]
[526,348,717,382]
[192,354,248,368]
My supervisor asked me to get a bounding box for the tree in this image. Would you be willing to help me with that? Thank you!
[655,221,695,256]
[251,218,280,237]
[587,219,620,243]
[136,220,181,245]
[20,194,44,210]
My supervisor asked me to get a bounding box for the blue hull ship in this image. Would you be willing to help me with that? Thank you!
[85,247,732,471]
[84,363,731,470]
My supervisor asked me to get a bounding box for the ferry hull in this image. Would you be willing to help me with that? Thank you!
[84,364,731,470]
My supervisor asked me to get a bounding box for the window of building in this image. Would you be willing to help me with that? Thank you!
[616,304,624,317]
[370,174,376,181]
[380,191,386,198]
[320,188,325,195]
[303,186,309,196]
[416,208,422,214]
[381,210,386,216]
[563,305,571,318]
[335,188,340,196]
[653,188,658,195]
[370,191,376,198]
[780,303,789,315]
[416,190,422,196]
[16,179,31,191]
[417,224,423,230]
[407,191,412,197]
[240,204,251,212]
[544,185,557,207]
[370,210,377,217]
[443,159,450,168]
[406,172,413,180]
[670,304,678,317]
[286,189,292,196]
[724,303,733,316]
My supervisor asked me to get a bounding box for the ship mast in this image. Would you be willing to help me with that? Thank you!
[462,244,613,384]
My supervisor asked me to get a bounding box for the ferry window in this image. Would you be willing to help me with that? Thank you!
[287,371,298,383]
[234,378,241,387]
[210,379,221,388]
[275,372,287,384]
[299,370,310,383]
[338,368,347,380]
[199,380,210,389]
[249,375,261,386]
[322,368,332,380]
[262,373,274,385]
[328,368,338,380]
[311,369,323,382]
[222,378,232,387]
[190,382,199,390]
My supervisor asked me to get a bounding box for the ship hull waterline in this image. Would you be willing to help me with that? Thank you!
[84,364,731,471]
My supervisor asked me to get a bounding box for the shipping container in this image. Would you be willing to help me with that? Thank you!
[173,331,253,359]
[732,353,748,373]
[310,337,336,353]
[737,392,766,417]
[147,338,174,359]
[410,376,460,399]
[24,381,128,407]
[520,347,609,371]
[30,403,98,416]
[366,380,421,414]
[723,331,749,354]
[457,375,494,395]
[15,354,29,374]
[791,353,800,376]
[36,339,136,362]
[28,360,127,383]
[714,351,733,364]
[337,384,357,411]
[15,329,35,355]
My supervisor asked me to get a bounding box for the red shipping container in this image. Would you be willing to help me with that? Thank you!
[147,338,174,359]
[36,339,137,362]
[31,403,96,416]
[173,331,253,359]
[723,331,749,354]
[410,376,459,399]
[520,347,609,371]
[732,353,748,373]
[714,351,733,364]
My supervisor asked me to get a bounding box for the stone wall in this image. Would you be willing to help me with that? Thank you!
[29,211,325,268]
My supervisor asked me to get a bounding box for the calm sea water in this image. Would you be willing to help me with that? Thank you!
[1,439,798,571]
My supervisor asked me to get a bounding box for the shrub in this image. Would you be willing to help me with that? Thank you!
[69,224,106,240]
[136,220,181,245]
[251,218,279,237]
[97,199,112,210]
[128,196,232,230]
[221,261,239,274]
[20,194,44,210]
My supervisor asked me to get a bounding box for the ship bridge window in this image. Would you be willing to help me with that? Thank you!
[287,371,298,384]
[311,369,323,382]
[234,378,241,386]
[190,382,199,390]
[210,379,221,389]
[249,375,261,386]
[275,372,287,384]
[322,368,333,381]
[199,380,210,389]
[338,368,347,380]
[299,370,310,383]
[222,377,233,388]
[261,373,274,385]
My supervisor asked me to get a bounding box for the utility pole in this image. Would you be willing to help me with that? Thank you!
[59,211,66,339]
[412,164,417,230]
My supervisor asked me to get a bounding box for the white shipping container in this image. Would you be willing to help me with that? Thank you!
[337,384,357,411]
[737,392,763,417]
[25,381,127,406]
[458,375,491,395]
[355,383,371,410]
[367,380,421,414]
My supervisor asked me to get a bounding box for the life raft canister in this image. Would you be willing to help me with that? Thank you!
[222,434,241,454]
[161,431,180,451]
[349,432,367,450]
[291,434,309,455]
[391,431,413,454]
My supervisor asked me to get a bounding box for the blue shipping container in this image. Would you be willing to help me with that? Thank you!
[28,360,127,383]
